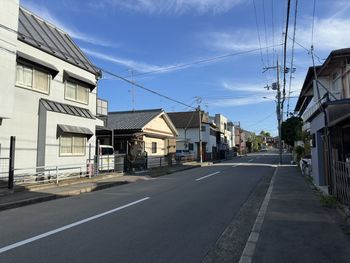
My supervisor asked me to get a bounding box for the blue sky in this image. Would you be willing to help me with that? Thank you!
[21,0,350,135]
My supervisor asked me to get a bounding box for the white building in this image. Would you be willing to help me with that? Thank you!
[213,114,232,150]
[168,111,217,161]
[0,1,103,172]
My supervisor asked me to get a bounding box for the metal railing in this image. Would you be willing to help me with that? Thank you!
[12,163,88,185]
[0,157,10,185]
[333,161,350,206]
[147,156,175,169]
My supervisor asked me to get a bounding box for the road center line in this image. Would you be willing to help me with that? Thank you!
[0,197,150,254]
[196,171,221,181]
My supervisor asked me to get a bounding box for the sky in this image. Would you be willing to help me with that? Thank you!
[21,0,350,136]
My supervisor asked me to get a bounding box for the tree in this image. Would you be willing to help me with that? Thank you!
[281,116,303,146]
[260,130,271,137]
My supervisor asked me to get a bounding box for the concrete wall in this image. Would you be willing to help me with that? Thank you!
[0,0,18,119]
[144,136,165,156]
[310,112,326,186]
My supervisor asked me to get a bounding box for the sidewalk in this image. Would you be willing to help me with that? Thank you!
[0,162,203,211]
[251,165,350,263]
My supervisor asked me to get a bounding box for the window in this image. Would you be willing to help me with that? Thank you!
[65,81,89,104]
[152,142,157,153]
[188,143,194,151]
[97,99,108,116]
[59,135,86,156]
[201,126,206,132]
[16,64,50,94]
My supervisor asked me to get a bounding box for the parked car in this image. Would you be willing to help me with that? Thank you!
[98,145,115,171]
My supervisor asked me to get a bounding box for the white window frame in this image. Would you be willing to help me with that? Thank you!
[64,80,89,105]
[59,135,87,156]
[15,63,51,94]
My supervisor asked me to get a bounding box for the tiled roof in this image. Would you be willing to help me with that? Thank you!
[107,109,163,130]
[18,7,100,77]
[40,98,95,119]
[167,111,207,129]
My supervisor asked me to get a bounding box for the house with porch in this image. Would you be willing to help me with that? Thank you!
[295,48,350,204]
[0,1,104,175]
[99,109,178,169]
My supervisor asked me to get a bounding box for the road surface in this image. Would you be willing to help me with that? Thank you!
[0,153,279,263]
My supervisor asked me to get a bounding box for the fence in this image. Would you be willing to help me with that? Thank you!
[1,154,126,188]
[0,157,10,187]
[332,161,350,206]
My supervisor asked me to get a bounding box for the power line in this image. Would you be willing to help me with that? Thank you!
[287,0,298,118]
[132,43,282,78]
[243,111,276,128]
[101,68,196,109]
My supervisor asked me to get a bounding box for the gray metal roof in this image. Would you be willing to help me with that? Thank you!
[18,7,100,77]
[107,109,163,130]
[40,98,95,119]
[57,124,93,139]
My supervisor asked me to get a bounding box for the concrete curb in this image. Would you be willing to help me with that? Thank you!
[149,164,201,177]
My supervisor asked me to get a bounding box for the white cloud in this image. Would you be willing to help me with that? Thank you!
[296,17,350,51]
[83,48,183,73]
[91,0,243,15]
[206,81,272,107]
[204,31,261,52]
[222,81,267,93]
[21,2,116,48]
[209,96,269,107]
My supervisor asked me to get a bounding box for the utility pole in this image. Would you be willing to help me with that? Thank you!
[197,106,203,163]
[276,58,283,164]
[263,58,283,164]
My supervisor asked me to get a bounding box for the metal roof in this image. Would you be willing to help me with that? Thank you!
[40,98,95,119]
[107,109,163,130]
[18,7,100,77]
[57,124,93,139]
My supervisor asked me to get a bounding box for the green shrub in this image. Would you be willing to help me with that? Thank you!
[294,145,305,162]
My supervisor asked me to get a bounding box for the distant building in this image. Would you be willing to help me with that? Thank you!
[168,111,217,161]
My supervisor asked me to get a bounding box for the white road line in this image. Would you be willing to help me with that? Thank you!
[0,197,150,254]
[248,159,254,162]
[196,171,221,181]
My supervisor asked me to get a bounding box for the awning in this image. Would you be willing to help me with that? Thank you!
[57,124,94,139]
[326,99,350,127]
[17,51,59,78]
[63,70,96,90]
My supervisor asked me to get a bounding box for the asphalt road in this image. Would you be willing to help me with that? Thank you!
[0,153,279,263]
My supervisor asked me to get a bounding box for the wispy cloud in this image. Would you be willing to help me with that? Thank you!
[203,30,261,52]
[222,81,267,93]
[83,48,182,73]
[206,81,271,107]
[296,16,350,51]
[21,2,116,48]
[89,0,244,15]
